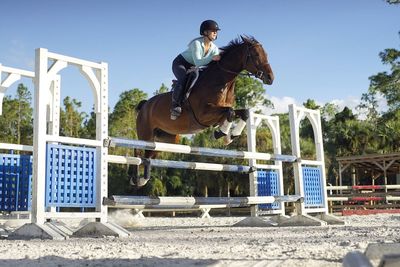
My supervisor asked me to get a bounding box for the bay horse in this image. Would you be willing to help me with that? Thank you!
[134,36,274,187]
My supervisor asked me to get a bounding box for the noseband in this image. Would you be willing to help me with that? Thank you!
[217,43,269,80]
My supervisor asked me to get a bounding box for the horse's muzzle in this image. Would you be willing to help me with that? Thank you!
[263,74,274,85]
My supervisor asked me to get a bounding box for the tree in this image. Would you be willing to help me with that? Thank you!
[60,96,87,137]
[234,75,273,109]
[360,34,400,113]
[385,0,400,4]
[108,88,148,196]
[153,83,170,95]
[358,32,400,152]
[109,88,147,139]
[0,83,33,145]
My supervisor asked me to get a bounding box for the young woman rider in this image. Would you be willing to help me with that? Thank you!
[170,20,221,120]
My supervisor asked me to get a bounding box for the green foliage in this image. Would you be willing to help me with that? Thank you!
[148,178,167,196]
[109,88,147,140]
[360,34,400,114]
[234,75,273,109]
[0,84,33,145]
[60,96,88,137]
[107,88,148,196]
[153,83,170,95]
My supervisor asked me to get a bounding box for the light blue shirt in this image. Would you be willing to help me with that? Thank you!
[180,37,219,66]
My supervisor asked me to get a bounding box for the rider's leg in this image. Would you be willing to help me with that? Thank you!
[171,55,192,120]
[171,83,184,118]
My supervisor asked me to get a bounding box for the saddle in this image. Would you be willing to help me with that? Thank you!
[172,66,206,101]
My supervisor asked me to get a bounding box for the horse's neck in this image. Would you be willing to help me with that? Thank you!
[220,46,246,74]
[202,46,246,86]
[190,45,246,103]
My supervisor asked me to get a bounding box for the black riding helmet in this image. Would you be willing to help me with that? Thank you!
[200,20,221,35]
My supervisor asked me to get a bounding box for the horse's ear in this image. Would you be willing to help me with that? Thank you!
[240,35,248,43]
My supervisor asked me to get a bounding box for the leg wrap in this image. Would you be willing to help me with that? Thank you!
[231,119,246,137]
[219,120,233,135]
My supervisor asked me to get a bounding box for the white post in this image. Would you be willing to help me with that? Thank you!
[97,62,109,223]
[289,104,305,215]
[246,111,258,217]
[268,116,285,216]
[313,109,329,214]
[32,48,49,224]
[48,75,61,135]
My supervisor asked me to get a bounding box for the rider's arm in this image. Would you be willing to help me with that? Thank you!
[191,40,217,66]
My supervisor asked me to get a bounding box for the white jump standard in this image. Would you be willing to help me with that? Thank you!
[8,48,129,240]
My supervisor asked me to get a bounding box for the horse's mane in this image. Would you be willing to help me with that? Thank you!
[207,35,259,67]
[220,35,259,55]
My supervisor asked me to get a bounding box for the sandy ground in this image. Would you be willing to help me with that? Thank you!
[0,211,399,267]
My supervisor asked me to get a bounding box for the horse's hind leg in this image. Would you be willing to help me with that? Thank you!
[133,148,158,188]
[136,131,177,187]
[132,121,158,187]
[154,128,179,144]
[129,149,141,186]
[129,148,140,186]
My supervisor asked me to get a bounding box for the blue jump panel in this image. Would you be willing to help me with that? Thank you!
[302,166,324,208]
[0,154,32,211]
[257,169,280,210]
[46,144,96,208]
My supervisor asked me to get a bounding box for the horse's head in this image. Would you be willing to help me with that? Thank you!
[240,36,274,85]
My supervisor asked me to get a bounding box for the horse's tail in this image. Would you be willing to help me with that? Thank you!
[136,100,147,112]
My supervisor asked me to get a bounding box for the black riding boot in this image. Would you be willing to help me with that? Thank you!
[171,84,184,120]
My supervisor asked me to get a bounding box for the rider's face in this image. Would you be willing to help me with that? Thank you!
[205,30,218,40]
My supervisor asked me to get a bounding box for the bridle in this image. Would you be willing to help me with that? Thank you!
[217,43,270,81]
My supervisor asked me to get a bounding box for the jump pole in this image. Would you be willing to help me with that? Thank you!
[105,138,297,162]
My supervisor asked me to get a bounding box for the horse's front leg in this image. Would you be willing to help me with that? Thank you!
[230,109,249,139]
[213,107,235,144]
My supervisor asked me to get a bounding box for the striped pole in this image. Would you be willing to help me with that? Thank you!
[107,155,255,173]
[327,185,400,190]
[105,137,297,162]
[150,158,253,172]
[104,195,303,207]
[327,196,400,201]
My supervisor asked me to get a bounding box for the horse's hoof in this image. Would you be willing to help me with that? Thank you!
[214,129,227,140]
[136,177,150,187]
[223,135,233,146]
[248,166,257,173]
[231,135,239,140]
[130,177,150,188]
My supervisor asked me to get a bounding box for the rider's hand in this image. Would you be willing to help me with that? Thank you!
[212,55,221,61]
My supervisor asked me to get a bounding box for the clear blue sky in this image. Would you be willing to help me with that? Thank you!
[1,0,399,114]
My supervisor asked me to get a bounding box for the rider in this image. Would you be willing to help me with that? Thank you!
[170,20,221,120]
